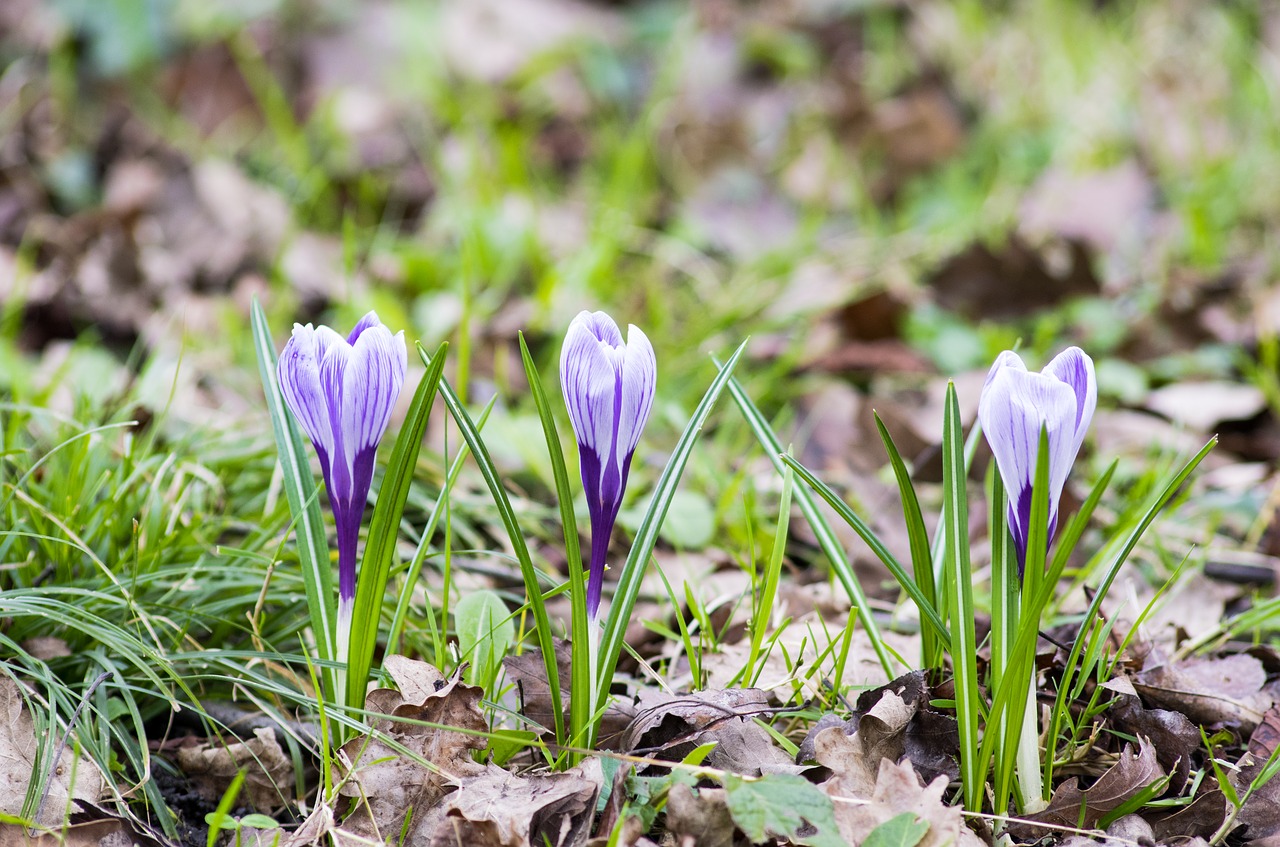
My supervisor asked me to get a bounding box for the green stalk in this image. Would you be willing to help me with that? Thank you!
[941,382,982,812]
[1044,438,1215,792]
[745,465,792,684]
[593,342,747,738]
[726,375,894,677]
[426,346,566,747]
[518,333,590,766]
[345,342,448,713]
[873,412,941,673]
[386,397,494,657]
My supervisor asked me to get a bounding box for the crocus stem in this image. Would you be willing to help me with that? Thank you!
[587,609,602,739]
[1015,676,1046,812]
[336,594,352,717]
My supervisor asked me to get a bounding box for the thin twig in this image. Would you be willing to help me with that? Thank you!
[32,671,112,832]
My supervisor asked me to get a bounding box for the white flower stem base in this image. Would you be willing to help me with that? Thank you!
[1015,677,1046,813]
[335,596,352,714]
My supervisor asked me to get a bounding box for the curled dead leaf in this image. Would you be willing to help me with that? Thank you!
[175,727,292,812]
[337,658,487,844]
[1010,738,1166,839]
[622,688,799,776]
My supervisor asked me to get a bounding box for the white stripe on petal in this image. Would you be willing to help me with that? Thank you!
[1042,346,1097,458]
[617,323,656,460]
[319,339,354,503]
[560,312,622,457]
[346,324,407,455]
[979,365,1077,535]
[278,324,334,460]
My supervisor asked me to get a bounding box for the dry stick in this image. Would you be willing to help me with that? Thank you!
[33,671,112,832]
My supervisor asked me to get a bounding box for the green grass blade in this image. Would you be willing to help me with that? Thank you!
[979,459,1116,801]
[988,466,1019,816]
[994,427,1050,815]
[1045,437,1216,791]
[873,412,941,671]
[746,464,792,685]
[518,332,590,765]
[727,376,894,678]
[386,397,495,657]
[250,298,336,702]
[781,454,950,647]
[424,345,566,748]
[941,381,982,812]
[345,342,447,711]
[594,341,747,729]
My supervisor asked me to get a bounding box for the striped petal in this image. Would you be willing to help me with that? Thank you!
[979,354,1079,560]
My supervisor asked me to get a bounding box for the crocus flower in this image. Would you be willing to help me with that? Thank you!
[978,347,1096,569]
[560,310,657,620]
[278,312,407,631]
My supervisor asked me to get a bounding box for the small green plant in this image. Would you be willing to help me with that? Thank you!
[760,347,1214,820]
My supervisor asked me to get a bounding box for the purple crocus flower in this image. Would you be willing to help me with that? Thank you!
[278,312,407,628]
[978,347,1096,569]
[560,311,657,620]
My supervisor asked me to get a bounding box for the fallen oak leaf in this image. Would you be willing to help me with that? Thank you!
[820,757,984,847]
[175,727,292,812]
[0,676,104,827]
[1008,738,1166,839]
[1134,654,1272,731]
[336,658,488,845]
[422,759,602,847]
[621,688,799,776]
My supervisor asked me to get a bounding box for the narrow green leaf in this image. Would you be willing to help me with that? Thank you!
[385,397,495,657]
[1045,438,1214,792]
[745,464,792,685]
[518,332,590,764]
[345,342,448,711]
[250,298,336,702]
[426,345,565,746]
[941,382,982,812]
[727,375,894,677]
[873,412,940,671]
[595,342,747,727]
[781,455,950,646]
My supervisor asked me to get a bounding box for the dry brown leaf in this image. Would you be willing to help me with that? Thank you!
[621,688,798,776]
[1135,654,1272,731]
[1019,161,1154,265]
[422,760,601,847]
[439,0,621,83]
[503,638,572,738]
[1107,694,1200,791]
[822,757,984,847]
[1149,789,1227,842]
[664,784,736,847]
[802,671,959,788]
[0,677,103,827]
[337,659,487,844]
[175,727,292,812]
[1010,738,1165,839]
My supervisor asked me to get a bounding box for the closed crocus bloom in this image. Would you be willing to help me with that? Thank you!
[978,347,1096,569]
[278,312,407,620]
[560,311,657,620]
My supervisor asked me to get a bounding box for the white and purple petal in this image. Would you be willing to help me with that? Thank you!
[1041,346,1097,456]
[278,312,407,604]
[979,353,1081,563]
[560,309,657,619]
